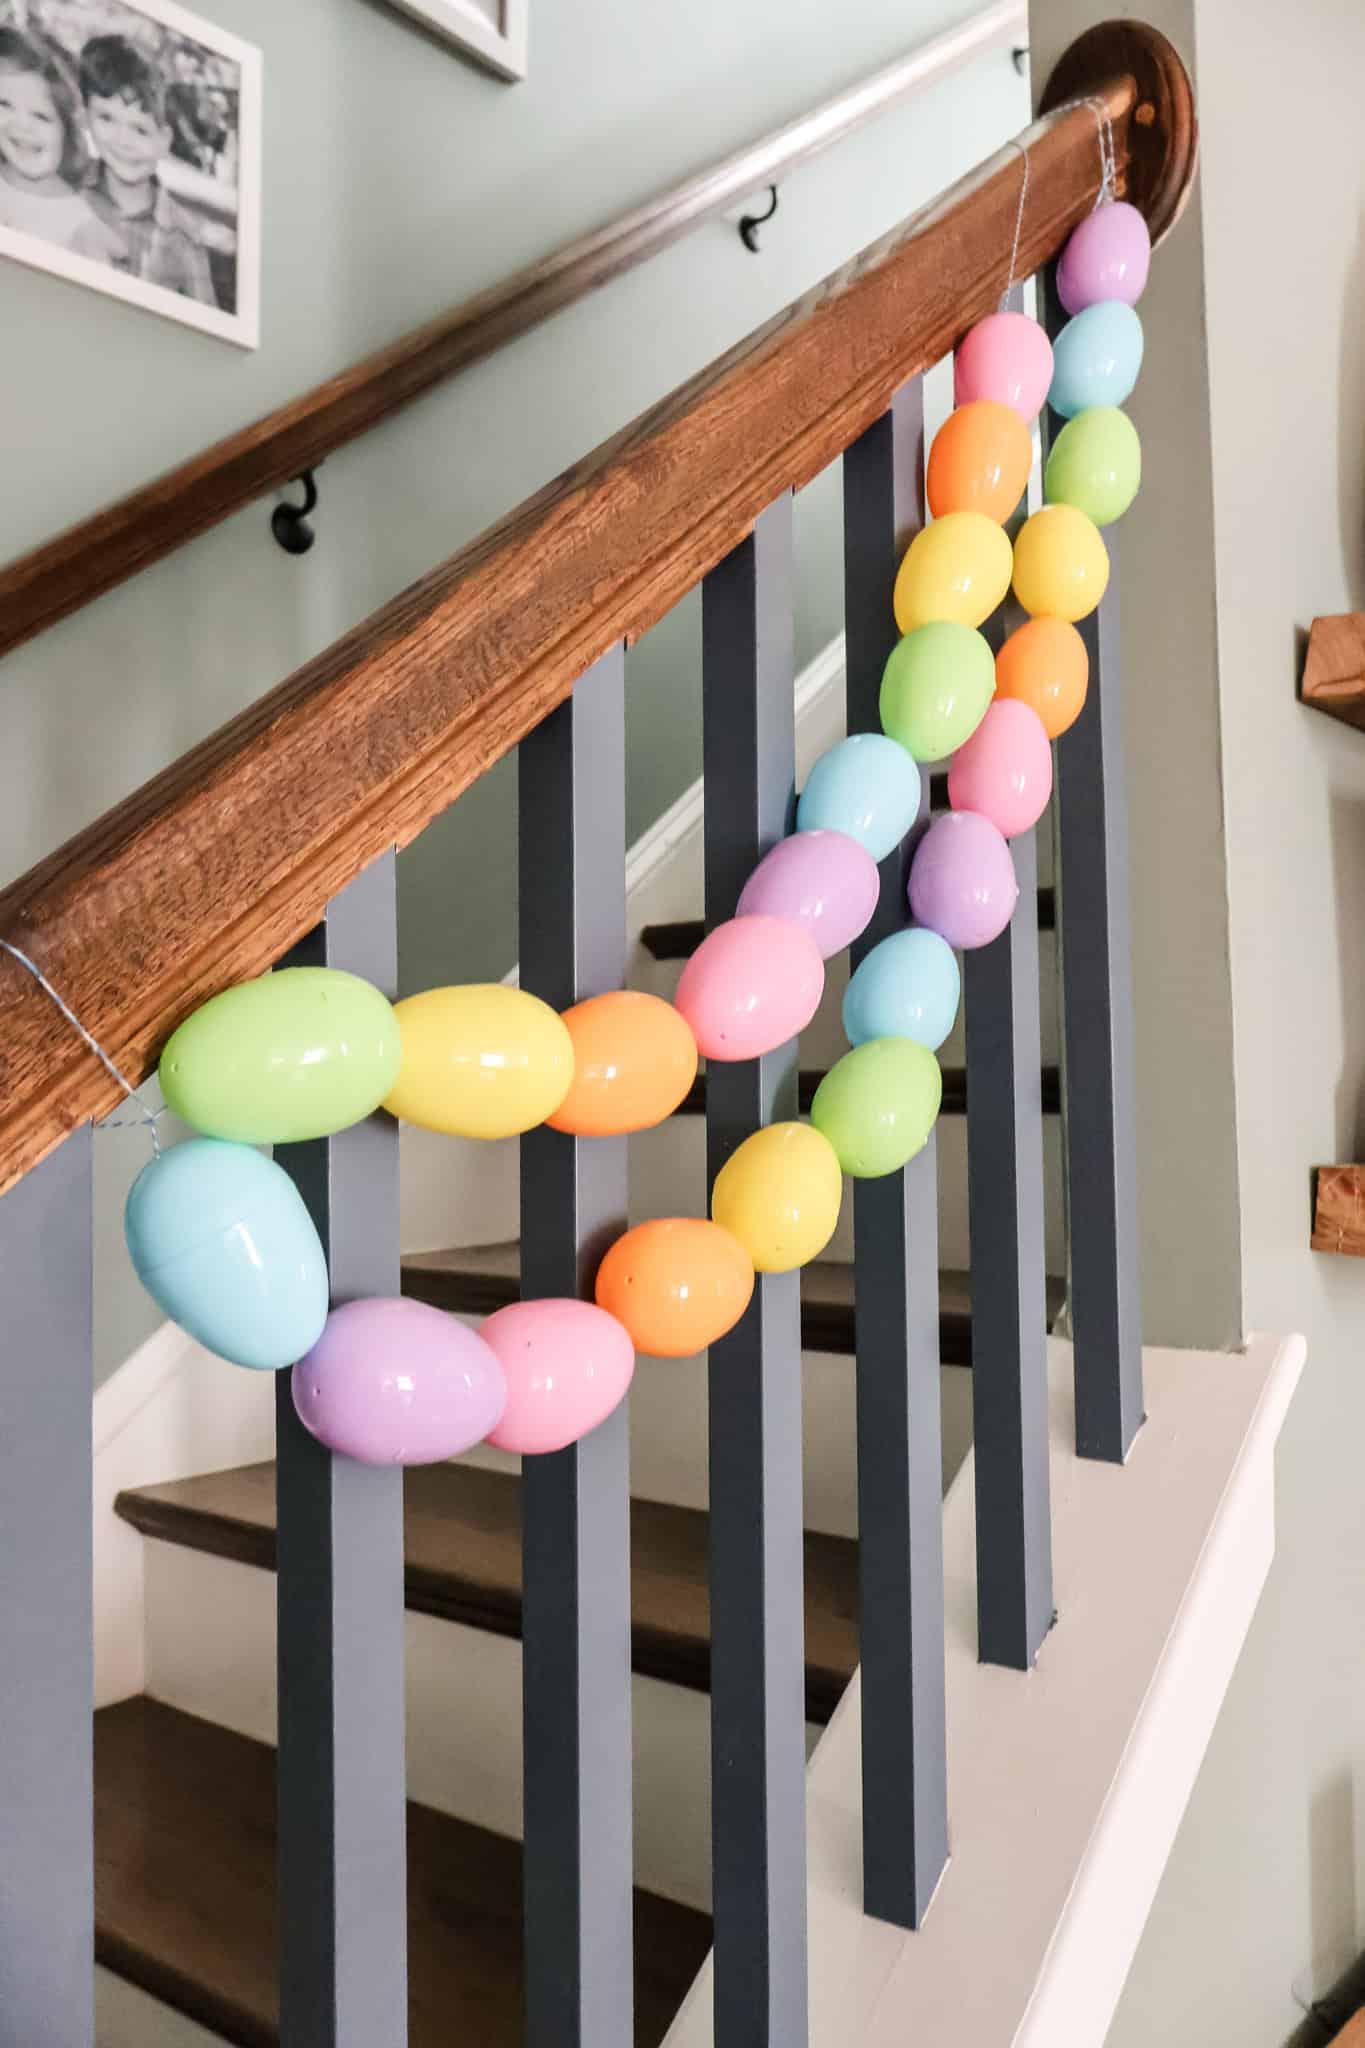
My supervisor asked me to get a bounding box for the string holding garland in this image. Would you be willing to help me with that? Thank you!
[12,137,1151,1469]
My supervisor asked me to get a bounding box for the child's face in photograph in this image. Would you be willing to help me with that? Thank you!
[0,66,65,184]
[87,91,169,187]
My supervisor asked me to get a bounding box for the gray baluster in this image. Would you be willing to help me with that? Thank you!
[0,1129,93,2046]
[1057,553,1144,1460]
[843,383,949,1928]
[275,853,409,2048]
[519,647,634,2048]
[703,498,809,2043]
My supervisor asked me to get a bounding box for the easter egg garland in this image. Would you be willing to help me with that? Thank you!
[113,196,1150,1465]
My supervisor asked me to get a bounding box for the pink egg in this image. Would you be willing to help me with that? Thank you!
[954,311,1054,422]
[1056,200,1152,315]
[907,810,1019,950]
[675,915,825,1061]
[735,831,880,959]
[292,1297,505,1465]
[947,700,1054,839]
[481,1299,635,1454]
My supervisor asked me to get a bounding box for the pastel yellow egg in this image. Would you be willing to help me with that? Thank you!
[711,1122,843,1273]
[383,984,573,1139]
[1011,504,1110,623]
[893,512,1013,634]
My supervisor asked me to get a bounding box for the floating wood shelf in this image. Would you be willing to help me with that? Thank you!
[1301,614,1365,730]
[1311,1165,1365,1254]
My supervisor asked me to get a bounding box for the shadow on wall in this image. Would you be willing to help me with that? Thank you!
[1329,789,1365,1155]
[1339,210,1365,609]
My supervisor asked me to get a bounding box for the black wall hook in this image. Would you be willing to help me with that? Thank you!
[271,470,319,555]
[738,185,779,253]
[1011,43,1030,74]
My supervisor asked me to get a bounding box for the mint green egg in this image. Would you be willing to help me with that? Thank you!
[160,968,402,1144]
[1044,406,1141,526]
[879,621,996,764]
[810,1038,942,1179]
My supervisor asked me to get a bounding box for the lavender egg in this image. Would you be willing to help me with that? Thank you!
[292,1297,506,1465]
[735,830,880,959]
[1056,200,1151,314]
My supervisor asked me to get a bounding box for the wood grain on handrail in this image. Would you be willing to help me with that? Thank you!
[0,28,1197,1196]
[0,1,1028,662]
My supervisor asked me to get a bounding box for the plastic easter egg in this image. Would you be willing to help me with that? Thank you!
[675,916,823,1061]
[595,1218,754,1357]
[948,700,1053,838]
[953,310,1054,421]
[796,734,923,863]
[158,969,401,1145]
[1048,301,1144,418]
[125,1138,328,1370]
[1044,406,1141,528]
[735,830,879,959]
[547,991,696,1135]
[893,512,1013,634]
[810,1040,942,1179]
[1056,200,1151,314]
[292,1297,505,1465]
[908,810,1019,949]
[843,928,960,1052]
[994,617,1089,738]
[879,621,995,763]
[482,1299,635,1454]
[383,984,573,1138]
[926,400,1033,523]
[711,1122,843,1273]
[1012,504,1110,623]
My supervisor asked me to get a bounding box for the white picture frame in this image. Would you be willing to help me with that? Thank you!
[384,0,527,82]
[0,0,261,347]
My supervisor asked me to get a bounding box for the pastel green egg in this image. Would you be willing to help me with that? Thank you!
[159,968,402,1144]
[1043,406,1141,526]
[880,621,996,763]
[809,1038,942,1179]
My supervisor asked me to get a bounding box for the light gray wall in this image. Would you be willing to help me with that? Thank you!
[0,1,1025,1379]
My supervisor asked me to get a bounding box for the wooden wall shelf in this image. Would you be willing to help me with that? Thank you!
[1301,614,1365,730]
[1312,1166,1365,1254]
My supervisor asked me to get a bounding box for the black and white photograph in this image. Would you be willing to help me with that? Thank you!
[0,0,260,345]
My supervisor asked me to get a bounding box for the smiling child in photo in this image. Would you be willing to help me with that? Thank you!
[0,26,124,261]
[79,32,216,306]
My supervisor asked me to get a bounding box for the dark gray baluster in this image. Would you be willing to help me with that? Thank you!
[703,498,808,2044]
[843,383,948,1927]
[275,854,408,2048]
[519,647,634,2048]
[0,1129,93,2046]
[963,822,1052,1665]
[1057,552,1143,1460]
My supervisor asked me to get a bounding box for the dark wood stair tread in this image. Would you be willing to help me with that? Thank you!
[401,1246,1065,1369]
[95,1696,710,2048]
[641,885,1055,960]
[116,1458,862,1724]
[674,1064,1061,1117]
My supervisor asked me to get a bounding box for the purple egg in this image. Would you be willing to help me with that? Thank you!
[735,830,880,959]
[1056,201,1152,315]
[292,1297,506,1465]
[908,810,1019,950]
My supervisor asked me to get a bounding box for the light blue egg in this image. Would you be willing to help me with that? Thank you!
[125,1139,329,1370]
[843,928,960,1052]
[796,734,922,863]
[1048,302,1144,419]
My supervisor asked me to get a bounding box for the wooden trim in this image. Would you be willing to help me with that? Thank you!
[1301,614,1365,731]
[0,33,1197,1197]
[0,2,1027,661]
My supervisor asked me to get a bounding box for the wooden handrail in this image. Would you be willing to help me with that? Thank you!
[0,1,1028,662]
[0,22,1196,1197]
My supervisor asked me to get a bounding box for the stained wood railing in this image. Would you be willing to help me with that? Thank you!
[0,22,1194,1201]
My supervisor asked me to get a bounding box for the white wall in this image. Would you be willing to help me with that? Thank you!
[1092,1,1365,2039]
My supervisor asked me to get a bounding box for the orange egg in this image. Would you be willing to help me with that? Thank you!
[548,991,698,1136]
[994,616,1090,739]
[594,1219,754,1358]
[926,401,1033,524]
